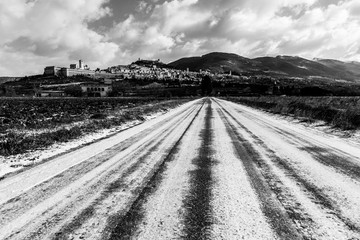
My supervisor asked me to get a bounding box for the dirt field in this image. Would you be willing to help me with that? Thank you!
[1,98,360,239]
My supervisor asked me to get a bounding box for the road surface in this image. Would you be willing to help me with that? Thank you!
[1,97,360,239]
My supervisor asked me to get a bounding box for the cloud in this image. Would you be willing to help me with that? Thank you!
[137,1,153,14]
[0,0,118,76]
[105,0,360,66]
[106,0,207,63]
[2,0,360,76]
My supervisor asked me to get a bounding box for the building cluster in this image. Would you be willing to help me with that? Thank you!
[39,59,206,97]
[80,79,113,97]
[44,60,95,77]
[106,64,195,81]
[36,79,113,97]
[44,59,201,83]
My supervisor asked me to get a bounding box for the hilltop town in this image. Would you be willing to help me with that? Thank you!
[1,56,244,98]
[44,59,199,80]
[3,52,360,98]
[0,58,206,98]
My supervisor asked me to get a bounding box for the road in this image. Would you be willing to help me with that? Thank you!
[1,97,360,239]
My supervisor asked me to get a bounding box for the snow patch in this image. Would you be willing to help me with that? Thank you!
[0,112,163,179]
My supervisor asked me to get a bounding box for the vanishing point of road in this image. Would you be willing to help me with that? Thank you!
[1,98,360,239]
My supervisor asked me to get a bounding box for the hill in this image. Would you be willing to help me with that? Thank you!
[168,52,253,73]
[0,77,20,84]
[314,58,360,79]
[169,52,360,82]
[132,59,170,69]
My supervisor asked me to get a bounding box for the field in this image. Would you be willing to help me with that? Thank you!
[0,97,193,156]
[2,98,360,239]
[224,96,360,130]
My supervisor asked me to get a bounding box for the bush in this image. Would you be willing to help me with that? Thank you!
[90,113,108,119]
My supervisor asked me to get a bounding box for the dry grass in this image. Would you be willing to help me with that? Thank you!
[225,96,360,130]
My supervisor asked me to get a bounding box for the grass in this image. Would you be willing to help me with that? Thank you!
[0,98,194,156]
[224,96,360,130]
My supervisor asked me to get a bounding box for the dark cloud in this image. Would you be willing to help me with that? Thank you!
[277,4,308,19]
[5,36,34,52]
[313,0,343,8]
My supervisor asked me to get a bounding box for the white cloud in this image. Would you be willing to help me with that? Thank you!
[275,1,360,60]
[118,0,360,63]
[137,1,149,13]
[3,0,360,76]
[0,0,118,76]
[106,0,330,65]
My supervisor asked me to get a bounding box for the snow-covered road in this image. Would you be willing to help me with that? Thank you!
[1,98,360,239]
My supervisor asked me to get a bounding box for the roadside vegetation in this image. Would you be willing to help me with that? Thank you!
[0,97,194,156]
[225,96,360,130]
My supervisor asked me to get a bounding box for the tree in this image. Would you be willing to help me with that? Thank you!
[200,75,213,96]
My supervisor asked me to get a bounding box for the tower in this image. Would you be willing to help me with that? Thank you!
[79,60,84,69]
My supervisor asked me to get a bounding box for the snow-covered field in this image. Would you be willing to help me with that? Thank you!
[1,97,360,239]
[0,110,166,179]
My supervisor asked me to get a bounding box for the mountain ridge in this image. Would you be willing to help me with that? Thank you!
[168,52,360,82]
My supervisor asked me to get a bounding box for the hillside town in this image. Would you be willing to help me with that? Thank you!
[3,52,360,98]
[36,59,205,97]
[2,57,257,98]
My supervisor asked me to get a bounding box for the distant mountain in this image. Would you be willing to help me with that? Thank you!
[168,52,360,81]
[314,58,360,79]
[168,52,253,74]
[132,59,170,69]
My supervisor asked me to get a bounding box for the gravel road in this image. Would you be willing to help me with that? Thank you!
[1,97,360,239]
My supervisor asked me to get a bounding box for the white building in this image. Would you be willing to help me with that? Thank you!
[61,68,95,77]
[44,60,94,77]
[80,83,112,97]
[44,66,62,76]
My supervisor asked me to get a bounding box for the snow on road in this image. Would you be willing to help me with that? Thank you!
[1,97,360,239]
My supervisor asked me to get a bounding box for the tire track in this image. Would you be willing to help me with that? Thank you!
[209,101,278,239]
[182,99,215,240]
[36,102,204,240]
[215,98,360,237]
[0,100,205,240]
[4,97,360,239]
[6,129,176,240]
[229,103,360,181]
[0,99,200,228]
[0,99,202,205]
[214,102,301,240]
[108,99,206,240]
[50,131,185,239]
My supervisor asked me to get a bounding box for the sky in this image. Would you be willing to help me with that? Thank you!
[1,0,360,76]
